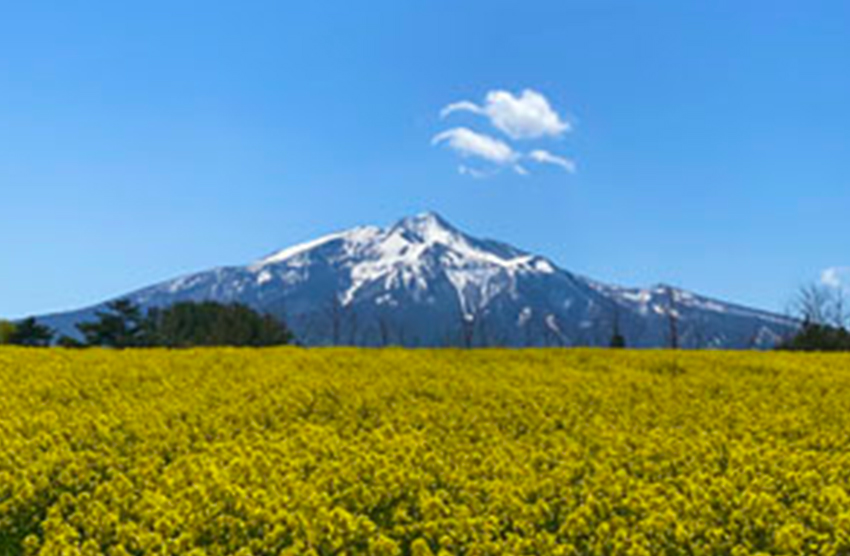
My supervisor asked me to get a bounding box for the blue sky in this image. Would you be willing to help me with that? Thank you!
[2,1,849,319]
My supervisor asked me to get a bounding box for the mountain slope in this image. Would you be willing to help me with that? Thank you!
[37,212,798,348]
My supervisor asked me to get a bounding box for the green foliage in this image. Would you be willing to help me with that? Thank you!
[4,317,54,347]
[0,320,16,344]
[56,335,86,349]
[146,301,294,347]
[77,299,147,348]
[609,332,626,348]
[778,321,850,351]
[74,299,293,348]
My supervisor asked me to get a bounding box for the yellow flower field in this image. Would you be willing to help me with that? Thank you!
[2,348,850,556]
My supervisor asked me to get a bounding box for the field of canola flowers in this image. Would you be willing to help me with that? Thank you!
[3,348,850,556]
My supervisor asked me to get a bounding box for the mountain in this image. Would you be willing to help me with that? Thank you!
[36,212,798,348]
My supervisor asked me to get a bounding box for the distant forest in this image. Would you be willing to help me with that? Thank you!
[0,300,293,348]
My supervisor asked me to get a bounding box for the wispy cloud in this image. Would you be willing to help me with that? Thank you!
[432,127,518,165]
[528,149,576,173]
[458,165,495,180]
[441,89,570,140]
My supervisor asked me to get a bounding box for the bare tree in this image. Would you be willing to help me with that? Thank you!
[460,313,475,348]
[377,312,392,347]
[542,319,554,347]
[608,303,626,348]
[456,297,491,348]
[835,291,847,329]
[441,328,458,348]
[791,282,848,329]
[487,321,510,348]
[746,326,763,350]
[523,318,534,347]
[476,311,493,347]
[346,308,360,345]
[664,286,680,349]
[688,319,708,349]
[573,325,593,347]
[322,294,357,346]
[398,325,407,346]
[793,283,832,325]
[328,295,342,346]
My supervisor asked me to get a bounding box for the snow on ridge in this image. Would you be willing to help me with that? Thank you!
[392,212,552,273]
[253,226,382,268]
[254,232,347,268]
[266,214,562,308]
[589,280,796,326]
[253,214,553,295]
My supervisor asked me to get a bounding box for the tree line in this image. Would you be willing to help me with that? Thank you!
[0,300,293,348]
[776,282,850,351]
[2,281,849,351]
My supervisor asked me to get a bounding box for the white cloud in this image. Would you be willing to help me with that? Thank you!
[440,100,483,117]
[528,149,576,173]
[458,165,493,180]
[432,127,519,166]
[434,88,576,178]
[821,267,850,289]
[441,89,570,140]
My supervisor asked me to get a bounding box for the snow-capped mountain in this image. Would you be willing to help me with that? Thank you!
[37,212,798,348]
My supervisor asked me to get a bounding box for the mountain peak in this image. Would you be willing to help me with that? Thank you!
[394,211,457,238]
[389,212,478,253]
[254,212,459,268]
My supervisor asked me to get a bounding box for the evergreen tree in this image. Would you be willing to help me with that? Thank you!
[608,305,626,348]
[0,320,17,344]
[77,299,147,348]
[57,335,86,349]
[73,299,294,348]
[778,320,850,352]
[8,318,54,347]
[609,331,626,349]
[148,301,293,347]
